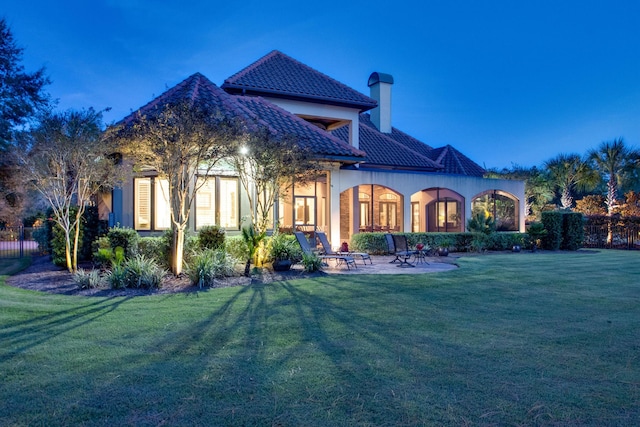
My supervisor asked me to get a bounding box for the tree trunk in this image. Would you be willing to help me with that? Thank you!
[64,229,73,273]
[171,226,185,276]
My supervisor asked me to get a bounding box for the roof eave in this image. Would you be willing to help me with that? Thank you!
[222,84,377,112]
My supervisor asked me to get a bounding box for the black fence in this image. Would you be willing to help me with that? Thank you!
[583,224,640,249]
[0,226,41,258]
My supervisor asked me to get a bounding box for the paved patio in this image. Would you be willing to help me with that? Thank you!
[319,254,458,275]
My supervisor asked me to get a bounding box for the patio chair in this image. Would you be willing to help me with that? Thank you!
[294,232,356,270]
[315,231,372,265]
[385,233,415,267]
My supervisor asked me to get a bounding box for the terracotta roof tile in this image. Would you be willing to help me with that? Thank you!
[222,50,377,111]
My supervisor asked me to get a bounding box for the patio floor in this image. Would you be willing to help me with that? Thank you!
[319,254,458,275]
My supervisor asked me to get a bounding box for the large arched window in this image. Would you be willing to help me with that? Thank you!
[472,190,518,231]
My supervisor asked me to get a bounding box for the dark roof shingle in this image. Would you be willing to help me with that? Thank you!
[234,96,365,160]
[222,50,378,111]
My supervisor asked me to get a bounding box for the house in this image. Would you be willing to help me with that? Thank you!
[107,50,525,247]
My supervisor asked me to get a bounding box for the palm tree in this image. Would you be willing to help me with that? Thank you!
[544,153,599,210]
[588,138,639,215]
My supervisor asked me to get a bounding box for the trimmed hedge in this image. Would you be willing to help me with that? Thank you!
[349,231,526,254]
[562,212,584,250]
[541,211,563,250]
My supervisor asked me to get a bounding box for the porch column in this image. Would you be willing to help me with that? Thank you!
[329,172,341,248]
[351,185,360,239]
[403,195,411,233]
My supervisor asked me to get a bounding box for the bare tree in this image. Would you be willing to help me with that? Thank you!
[17,108,121,272]
[111,101,242,275]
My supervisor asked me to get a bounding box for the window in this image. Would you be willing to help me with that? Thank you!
[134,177,170,231]
[360,201,371,227]
[294,196,315,225]
[379,202,397,229]
[219,177,238,229]
[427,198,462,232]
[411,202,419,232]
[195,178,216,228]
[195,176,239,230]
[472,191,518,231]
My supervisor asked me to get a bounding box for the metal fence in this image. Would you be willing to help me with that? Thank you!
[583,224,640,249]
[0,226,41,258]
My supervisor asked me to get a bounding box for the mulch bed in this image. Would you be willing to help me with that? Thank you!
[5,255,321,297]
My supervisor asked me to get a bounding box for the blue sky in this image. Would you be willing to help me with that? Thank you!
[4,0,640,169]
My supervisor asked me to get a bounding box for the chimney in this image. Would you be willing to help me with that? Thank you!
[367,72,394,133]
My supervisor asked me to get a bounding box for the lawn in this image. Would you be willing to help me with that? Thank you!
[1,251,639,426]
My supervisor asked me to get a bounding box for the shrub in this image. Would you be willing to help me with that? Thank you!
[105,264,127,289]
[350,232,388,255]
[226,235,248,261]
[562,212,584,250]
[51,216,83,268]
[107,226,139,259]
[185,248,237,287]
[302,252,323,272]
[541,211,563,250]
[467,211,496,234]
[469,233,490,253]
[73,268,102,289]
[105,255,166,289]
[268,233,301,262]
[138,235,170,268]
[198,225,226,251]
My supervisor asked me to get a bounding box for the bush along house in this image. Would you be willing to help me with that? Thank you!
[105,50,525,247]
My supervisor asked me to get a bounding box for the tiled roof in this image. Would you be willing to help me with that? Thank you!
[119,72,252,125]
[222,50,378,111]
[427,145,486,177]
[234,96,365,160]
[332,114,486,175]
[333,115,442,170]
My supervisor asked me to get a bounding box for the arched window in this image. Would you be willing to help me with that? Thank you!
[472,190,518,231]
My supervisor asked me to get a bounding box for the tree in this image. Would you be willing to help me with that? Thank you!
[544,153,599,209]
[16,108,121,272]
[112,100,242,276]
[0,18,50,223]
[587,138,639,215]
[575,194,607,216]
[231,129,320,235]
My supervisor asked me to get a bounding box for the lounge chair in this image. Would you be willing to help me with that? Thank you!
[294,232,356,270]
[316,231,372,265]
[385,233,415,267]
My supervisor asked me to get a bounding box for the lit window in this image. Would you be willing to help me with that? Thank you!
[195,178,216,229]
[219,177,238,229]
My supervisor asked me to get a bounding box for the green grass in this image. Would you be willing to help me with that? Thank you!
[1,251,639,426]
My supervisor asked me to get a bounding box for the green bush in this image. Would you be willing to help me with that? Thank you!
[467,211,496,234]
[226,235,248,261]
[107,226,139,259]
[541,211,563,250]
[198,225,226,251]
[51,214,84,268]
[105,264,127,289]
[73,268,102,289]
[122,255,166,289]
[302,252,323,272]
[138,236,170,268]
[185,248,237,287]
[267,233,302,262]
[562,212,584,250]
[349,232,388,255]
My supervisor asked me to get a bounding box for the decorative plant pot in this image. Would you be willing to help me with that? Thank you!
[437,247,449,257]
[272,259,292,271]
[512,245,521,253]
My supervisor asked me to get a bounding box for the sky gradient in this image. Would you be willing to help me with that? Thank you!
[4,0,640,169]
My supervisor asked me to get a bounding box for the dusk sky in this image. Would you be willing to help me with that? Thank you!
[4,1,640,169]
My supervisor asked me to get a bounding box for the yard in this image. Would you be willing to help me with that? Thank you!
[1,250,639,426]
